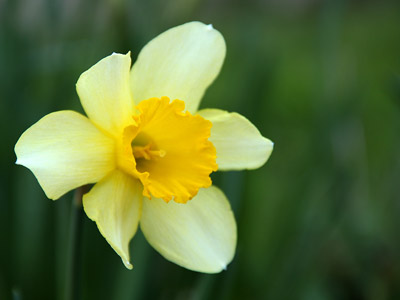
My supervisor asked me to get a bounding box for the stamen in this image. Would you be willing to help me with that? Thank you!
[132,143,166,160]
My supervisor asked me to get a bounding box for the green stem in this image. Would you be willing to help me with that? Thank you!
[64,186,87,300]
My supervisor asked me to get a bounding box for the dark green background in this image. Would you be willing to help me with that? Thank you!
[1,0,400,299]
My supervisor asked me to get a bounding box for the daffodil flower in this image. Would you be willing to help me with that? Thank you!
[14,22,273,273]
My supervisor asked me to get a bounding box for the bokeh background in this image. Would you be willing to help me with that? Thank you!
[1,0,400,299]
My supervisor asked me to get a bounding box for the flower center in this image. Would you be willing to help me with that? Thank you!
[131,132,166,162]
[117,97,218,203]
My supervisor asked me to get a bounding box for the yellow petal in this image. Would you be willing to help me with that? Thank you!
[130,22,226,113]
[125,97,217,203]
[76,52,134,135]
[140,186,236,273]
[198,109,273,170]
[83,170,142,270]
[15,111,115,199]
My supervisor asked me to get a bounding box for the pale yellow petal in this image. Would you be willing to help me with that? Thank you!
[76,52,134,135]
[198,109,273,170]
[140,186,236,273]
[83,170,142,269]
[15,111,115,200]
[131,22,226,113]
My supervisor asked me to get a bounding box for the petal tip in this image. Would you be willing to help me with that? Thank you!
[221,262,228,271]
[123,259,133,270]
[206,24,214,30]
[110,52,131,59]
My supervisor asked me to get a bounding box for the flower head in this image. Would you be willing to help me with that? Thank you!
[15,22,273,273]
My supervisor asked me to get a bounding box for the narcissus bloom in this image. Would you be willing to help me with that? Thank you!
[15,22,273,273]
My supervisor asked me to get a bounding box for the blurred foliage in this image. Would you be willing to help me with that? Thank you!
[1,0,400,299]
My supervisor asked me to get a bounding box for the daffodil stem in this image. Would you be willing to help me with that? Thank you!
[65,186,88,300]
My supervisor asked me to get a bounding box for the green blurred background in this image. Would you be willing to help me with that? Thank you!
[1,0,400,299]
